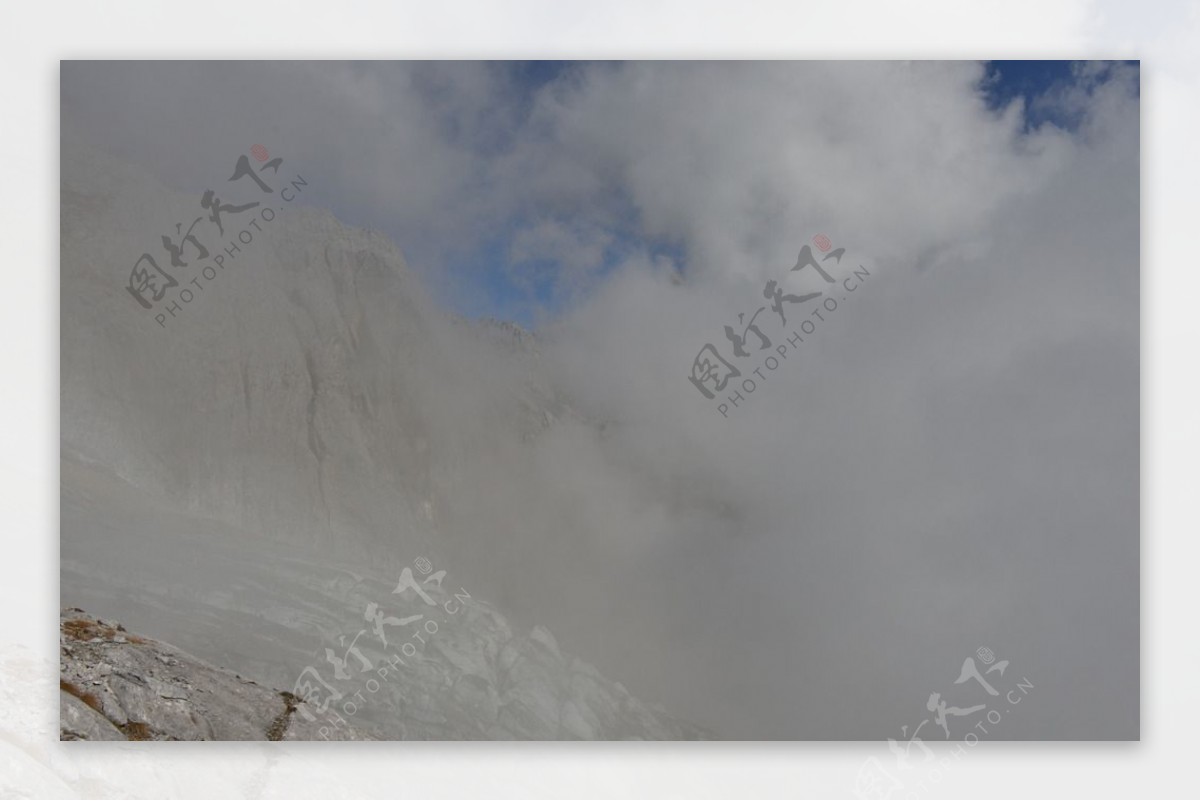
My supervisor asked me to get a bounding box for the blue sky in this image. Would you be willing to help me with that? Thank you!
[983,59,1140,130]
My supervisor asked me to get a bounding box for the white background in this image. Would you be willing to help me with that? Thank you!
[1,0,1193,796]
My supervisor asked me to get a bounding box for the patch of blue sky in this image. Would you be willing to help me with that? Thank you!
[982,59,1139,132]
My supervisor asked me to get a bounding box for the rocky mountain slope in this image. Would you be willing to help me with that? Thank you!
[59,609,361,741]
[60,579,705,741]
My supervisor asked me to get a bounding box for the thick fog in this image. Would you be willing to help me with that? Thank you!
[61,61,1138,738]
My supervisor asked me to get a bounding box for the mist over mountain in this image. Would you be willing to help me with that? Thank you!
[61,60,1139,739]
[61,135,710,739]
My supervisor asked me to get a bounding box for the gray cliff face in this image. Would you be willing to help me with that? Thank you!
[61,140,568,559]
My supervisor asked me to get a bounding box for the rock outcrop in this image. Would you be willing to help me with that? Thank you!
[59,609,364,741]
